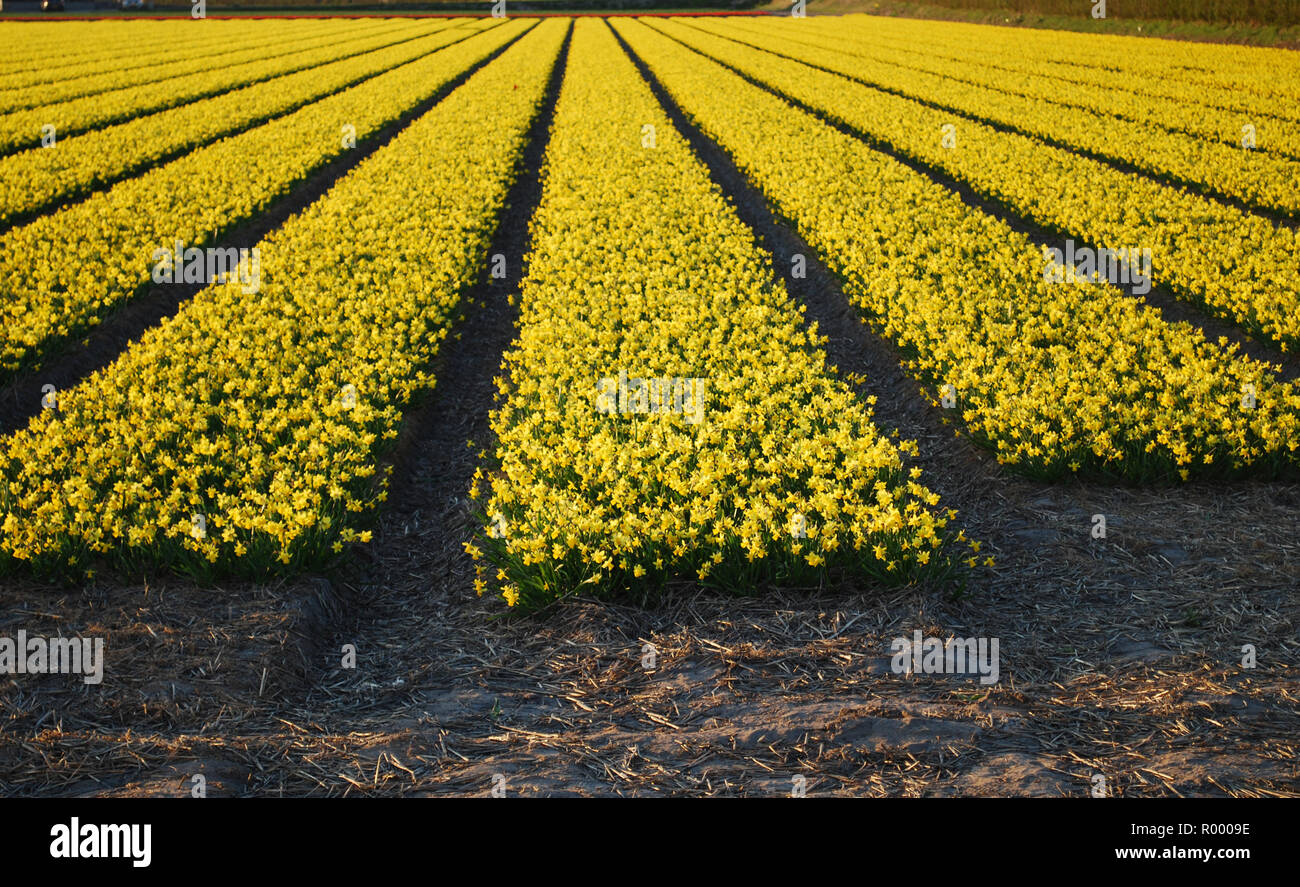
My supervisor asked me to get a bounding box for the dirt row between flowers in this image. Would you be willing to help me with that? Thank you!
[0,24,1296,796]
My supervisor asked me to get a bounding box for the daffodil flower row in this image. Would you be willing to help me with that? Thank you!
[615,17,1300,482]
[645,18,1300,353]
[0,19,278,83]
[812,13,1300,122]
[788,14,1300,150]
[0,17,528,382]
[0,20,490,228]
[0,19,568,577]
[712,16,1300,218]
[471,19,962,611]
[0,18,451,154]
[0,17,405,116]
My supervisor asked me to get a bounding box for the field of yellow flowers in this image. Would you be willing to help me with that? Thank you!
[0,18,566,577]
[0,17,523,379]
[651,18,1300,352]
[616,18,1300,482]
[0,18,467,227]
[0,12,1295,610]
[470,19,967,609]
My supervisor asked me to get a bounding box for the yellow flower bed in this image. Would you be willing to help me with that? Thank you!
[616,17,1300,482]
[0,18,448,153]
[0,19,568,578]
[0,19,488,228]
[0,20,285,83]
[711,16,1300,219]
[646,17,1300,353]
[818,14,1300,147]
[774,14,1300,160]
[0,17,530,382]
[0,17,404,115]
[472,19,964,611]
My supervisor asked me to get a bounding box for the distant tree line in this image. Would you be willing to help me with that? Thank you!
[184,0,763,9]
